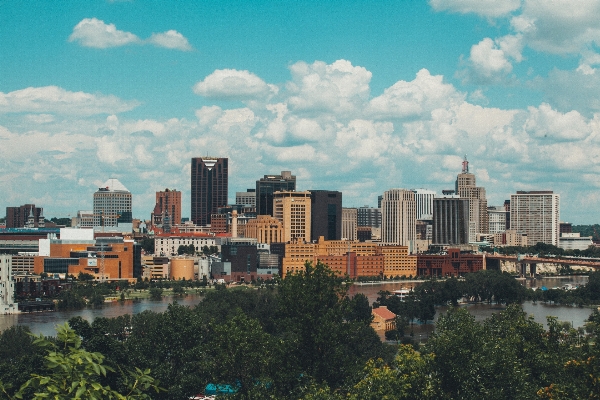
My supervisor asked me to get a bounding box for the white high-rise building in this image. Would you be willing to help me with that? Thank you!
[0,255,17,314]
[342,208,358,241]
[412,189,436,220]
[93,179,132,230]
[488,206,507,234]
[510,191,560,246]
[381,189,416,247]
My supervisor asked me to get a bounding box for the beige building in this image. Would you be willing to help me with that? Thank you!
[381,189,416,247]
[280,240,317,277]
[342,208,358,241]
[245,215,284,244]
[273,191,311,243]
[376,245,417,278]
[510,191,559,246]
[93,178,132,229]
[456,157,488,241]
[279,237,417,278]
[505,229,529,247]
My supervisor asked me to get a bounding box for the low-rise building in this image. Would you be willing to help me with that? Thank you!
[371,305,396,332]
[417,248,483,277]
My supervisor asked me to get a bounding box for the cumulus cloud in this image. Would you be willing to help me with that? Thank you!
[69,18,192,51]
[460,35,523,84]
[0,86,139,115]
[368,69,462,119]
[193,69,277,100]
[286,59,371,116]
[429,0,521,17]
[148,30,192,51]
[524,103,591,141]
[5,58,600,223]
[69,18,140,48]
[516,0,600,54]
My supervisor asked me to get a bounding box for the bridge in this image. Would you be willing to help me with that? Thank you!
[485,254,600,276]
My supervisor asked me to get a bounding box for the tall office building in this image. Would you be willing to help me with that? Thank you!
[412,189,436,220]
[93,179,132,228]
[273,191,311,242]
[153,188,182,227]
[455,156,488,241]
[357,206,381,228]
[381,189,416,246]
[432,197,470,245]
[191,157,228,226]
[510,191,560,246]
[6,204,45,228]
[342,208,358,241]
[236,189,256,211]
[256,171,296,216]
[488,206,507,234]
[310,190,342,241]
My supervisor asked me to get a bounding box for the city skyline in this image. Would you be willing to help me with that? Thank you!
[2,1,600,223]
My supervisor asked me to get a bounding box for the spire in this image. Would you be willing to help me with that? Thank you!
[462,155,469,173]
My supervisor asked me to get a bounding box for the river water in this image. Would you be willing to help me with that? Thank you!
[1,276,594,338]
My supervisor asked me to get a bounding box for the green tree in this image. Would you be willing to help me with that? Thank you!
[346,345,438,399]
[273,261,393,394]
[148,287,163,300]
[78,272,95,281]
[0,323,161,399]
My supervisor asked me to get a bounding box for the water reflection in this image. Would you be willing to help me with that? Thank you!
[1,276,595,337]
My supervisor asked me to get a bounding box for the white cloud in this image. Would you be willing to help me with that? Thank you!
[368,69,462,119]
[69,18,140,48]
[69,18,192,51]
[148,30,192,51]
[286,59,372,116]
[193,69,277,100]
[518,0,600,54]
[0,86,139,115]
[461,35,523,84]
[5,58,600,223]
[524,103,591,141]
[429,0,521,17]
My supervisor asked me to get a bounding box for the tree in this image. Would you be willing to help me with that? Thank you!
[273,261,394,394]
[1,323,161,399]
[346,345,439,399]
[78,272,95,281]
[148,288,163,300]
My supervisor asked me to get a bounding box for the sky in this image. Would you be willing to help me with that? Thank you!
[1,0,600,224]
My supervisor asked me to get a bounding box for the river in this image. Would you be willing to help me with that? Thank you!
[0,276,594,338]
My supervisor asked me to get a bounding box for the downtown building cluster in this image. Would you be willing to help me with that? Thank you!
[0,155,593,296]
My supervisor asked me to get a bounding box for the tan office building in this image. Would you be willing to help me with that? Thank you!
[273,191,311,243]
[381,189,416,247]
[245,215,284,244]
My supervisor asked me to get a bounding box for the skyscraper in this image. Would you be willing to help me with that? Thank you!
[152,188,182,230]
[510,191,560,246]
[191,157,228,226]
[273,191,311,242]
[310,190,342,241]
[6,204,44,228]
[381,189,416,247]
[93,179,132,228]
[256,171,296,216]
[432,197,469,245]
[455,156,488,241]
[412,188,436,220]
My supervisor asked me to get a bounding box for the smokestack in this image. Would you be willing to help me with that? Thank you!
[231,210,238,238]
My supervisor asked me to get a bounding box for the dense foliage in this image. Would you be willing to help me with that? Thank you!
[4,264,600,399]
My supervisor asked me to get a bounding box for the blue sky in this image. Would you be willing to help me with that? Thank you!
[2,0,600,224]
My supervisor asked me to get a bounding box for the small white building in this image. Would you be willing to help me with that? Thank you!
[559,233,593,251]
[154,235,218,256]
[0,255,18,314]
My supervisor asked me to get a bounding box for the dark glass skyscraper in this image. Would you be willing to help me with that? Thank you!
[191,157,228,226]
[310,190,342,241]
[255,171,296,216]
